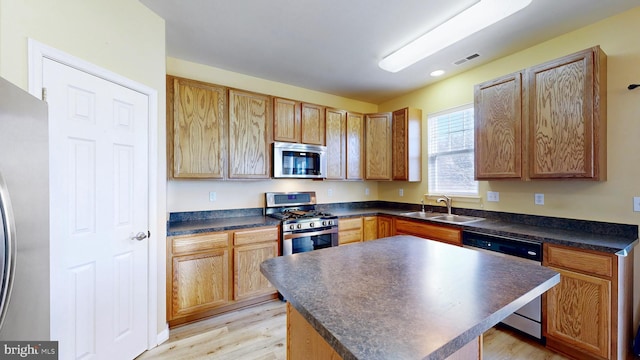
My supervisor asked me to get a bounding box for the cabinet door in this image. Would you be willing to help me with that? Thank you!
[365,113,392,180]
[377,216,393,238]
[474,72,523,179]
[301,103,325,145]
[393,219,461,245]
[325,108,347,180]
[527,47,606,180]
[228,89,272,178]
[171,250,230,318]
[545,266,610,359]
[273,97,301,143]
[392,108,422,181]
[168,76,227,179]
[234,242,278,301]
[346,112,364,180]
[363,216,378,241]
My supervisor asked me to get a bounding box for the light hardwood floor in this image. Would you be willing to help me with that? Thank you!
[137,300,568,360]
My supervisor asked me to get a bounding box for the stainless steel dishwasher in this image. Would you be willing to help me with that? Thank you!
[462,231,544,341]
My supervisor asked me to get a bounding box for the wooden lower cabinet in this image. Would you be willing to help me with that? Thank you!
[543,243,633,360]
[338,217,363,245]
[363,216,378,241]
[393,218,462,245]
[377,216,393,238]
[233,227,279,301]
[167,226,279,326]
[171,249,230,318]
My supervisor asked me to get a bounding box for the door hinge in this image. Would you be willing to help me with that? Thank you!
[147,230,151,239]
[42,87,47,102]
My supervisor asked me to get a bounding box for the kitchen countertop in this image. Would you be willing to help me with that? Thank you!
[260,235,561,360]
[167,204,638,254]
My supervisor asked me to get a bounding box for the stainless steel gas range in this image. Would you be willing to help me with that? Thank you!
[265,191,338,255]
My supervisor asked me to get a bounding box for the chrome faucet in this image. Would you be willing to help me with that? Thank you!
[437,195,452,215]
[421,199,425,212]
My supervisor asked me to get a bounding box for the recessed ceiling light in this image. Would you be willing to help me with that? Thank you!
[430,70,445,77]
[378,0,532,73]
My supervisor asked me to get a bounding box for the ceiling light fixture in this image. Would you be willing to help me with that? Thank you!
[378,0,532,73]
[430,70,445,77]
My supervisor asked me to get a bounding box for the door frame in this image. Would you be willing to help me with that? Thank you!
[27,39,163,349]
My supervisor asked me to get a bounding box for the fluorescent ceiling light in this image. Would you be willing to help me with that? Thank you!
[379,0,532,73]
[430,70,445,77]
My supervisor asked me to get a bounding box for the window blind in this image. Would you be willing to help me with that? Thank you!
[427,105,478,195]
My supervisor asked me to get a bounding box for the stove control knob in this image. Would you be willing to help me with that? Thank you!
[289,224,295,230]
[327,220,333,226]
[309,222,314,228]
[297,224,302,229]
[321,221,326,226]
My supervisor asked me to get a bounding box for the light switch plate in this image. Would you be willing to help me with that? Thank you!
[487,191,499,202]
[209,192,216,202]
[328,188,333,197]
[534,193,544,205]
[399,188,404,197]
[634,197,640,212]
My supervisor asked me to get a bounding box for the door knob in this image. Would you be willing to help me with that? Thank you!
[131,231,148,241]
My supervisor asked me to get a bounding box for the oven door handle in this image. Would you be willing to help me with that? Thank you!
[283,228,337,240]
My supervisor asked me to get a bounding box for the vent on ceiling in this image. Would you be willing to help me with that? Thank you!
[454,53,480,65]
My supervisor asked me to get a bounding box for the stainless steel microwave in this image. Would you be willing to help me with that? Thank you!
[273,142,327,179]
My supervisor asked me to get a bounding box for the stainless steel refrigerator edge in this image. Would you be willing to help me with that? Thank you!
[0,76,50,340]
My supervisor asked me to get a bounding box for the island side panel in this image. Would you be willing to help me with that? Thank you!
[286,303,482,360]
[287,303,342,360]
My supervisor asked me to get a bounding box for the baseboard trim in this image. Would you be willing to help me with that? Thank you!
[156,324,170,347]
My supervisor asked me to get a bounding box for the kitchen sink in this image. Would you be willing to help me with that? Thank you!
[430,214,484,224]
[400,211,484,224]
[400,211,442,219]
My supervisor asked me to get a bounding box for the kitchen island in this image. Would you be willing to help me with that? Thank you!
[260,235,560,360]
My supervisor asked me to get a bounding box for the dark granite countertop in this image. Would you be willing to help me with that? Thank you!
[324,207,638,255]
[260,235,560,360]
[167,202,638,254]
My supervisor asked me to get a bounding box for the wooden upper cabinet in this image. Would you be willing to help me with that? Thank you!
[228,89,272,179]
[346,112,364,180]
[273,97,301,143]
[365,112,392,180]
[528,46,606,180]
[474,72,524,180]
[392,108,422,182]
[301,103,325,145]
[167,76,227,179]
[325,108,347,180]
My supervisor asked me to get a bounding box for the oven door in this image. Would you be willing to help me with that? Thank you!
[282,227,338,255]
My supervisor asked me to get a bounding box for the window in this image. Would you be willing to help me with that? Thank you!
[427,105,478,195]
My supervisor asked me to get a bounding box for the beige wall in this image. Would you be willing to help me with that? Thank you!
[378,7,640,225]
[0,0,168,336]
[378,6,640,327]
[167,57,380,211]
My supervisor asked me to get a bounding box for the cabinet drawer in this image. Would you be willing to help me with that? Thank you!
[394,219,461,245]
[233,226,279,246]
[544,244,613,278]
[339,229,362,245]
[339,217,363,230]
[171,232,229,255]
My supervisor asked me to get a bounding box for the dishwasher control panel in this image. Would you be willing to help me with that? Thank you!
[462,232,542,262]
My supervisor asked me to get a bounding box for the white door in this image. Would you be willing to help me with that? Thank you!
[44,58,149,360]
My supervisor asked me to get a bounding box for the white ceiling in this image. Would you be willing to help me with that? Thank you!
[140,0,639,103]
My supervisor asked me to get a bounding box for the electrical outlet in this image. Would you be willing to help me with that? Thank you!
[209,192,216,202]
[399,188,404,197]
[365,188,370,196]
[487,191,499,202]
[534,193,544,205]
[328,188,333,197]
[634,197,640,212]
